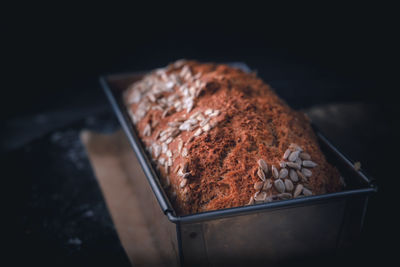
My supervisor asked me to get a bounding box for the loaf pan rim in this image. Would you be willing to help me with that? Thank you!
[100,69,377,224]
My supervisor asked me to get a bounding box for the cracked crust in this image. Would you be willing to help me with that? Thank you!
[125,60,342,215]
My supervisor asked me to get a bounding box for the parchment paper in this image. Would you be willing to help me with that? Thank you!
[81,130,166,267]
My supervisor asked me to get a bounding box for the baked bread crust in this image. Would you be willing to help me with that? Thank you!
[124,60,342,215]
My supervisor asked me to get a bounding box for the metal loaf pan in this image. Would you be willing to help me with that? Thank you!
[100,69,377,266]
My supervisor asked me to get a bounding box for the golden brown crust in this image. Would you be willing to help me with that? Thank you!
[124,60,342,215]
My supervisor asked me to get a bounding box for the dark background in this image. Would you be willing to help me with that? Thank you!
[3,5,398,267]
[3,5,397,121]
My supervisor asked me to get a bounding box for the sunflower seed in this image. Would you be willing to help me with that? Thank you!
[170,128,181,137]
[165,137,173,144]
[174,164,181,173]
[301,168,312,177]
[194,72,202,79]
[184,72,192,81]
[303,160,318,168]
[151,105,164,113]
[178,169,184,176]
[194,128,203,137]
[158,157,165,165]
[143,124,151,136]
[205,108,213,115]
[180,178,188,188]
[247,197,255,205]
[165,81,174,89]
[160,128,171,137]
[254,181,264,191]
[167,94,178,103]
[264,196,274,203]
[254,191,267,202]
[182,147,188,157]
[196,113,206,121]
[297,170,307,182]
[153,144,161,158]
[187,135,195,143]
[289,143,302,151]
[184,119,196,128]
[210,120,218,129]
[149,93,158,102]
[303,187,313,196]
[300,152,311,160]
[200,117,210,127]
[284,179,294,191]
[189,86,196,96]
[294,184,303,198]
[209,110,220,117]
[180,65,190,77]
[258,159,268,174]
[289,169,299,182]
[178,139,183,153]
[186,100,194,113]
[188,125,198,131]
[151,120,159,128]
[283,149,291,160]
[272,165,279,179]
[263,179,273,190]
[162,143,168,154]
[166,150,172,158]
[202,124,211,132]
[286,162,301,170]
[168,157,173,166]
[127,89,141,104]
[288,150,300,162]
[279,161,286,168]
[152,106,163,112]
[278,193,292,200]
[274,179,285,193]
[195,88,202,97]
[190,111,202,119]
[162,108,171,118]
[257,167,266,181]
[179,123,190,131]
[159,134,168,142]
[279,168,289,179]
[128,110,137,124]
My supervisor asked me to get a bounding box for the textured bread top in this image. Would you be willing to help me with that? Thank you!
[124,60,342,215]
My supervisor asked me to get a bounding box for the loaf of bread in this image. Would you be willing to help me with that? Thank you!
[124,60,342,215]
